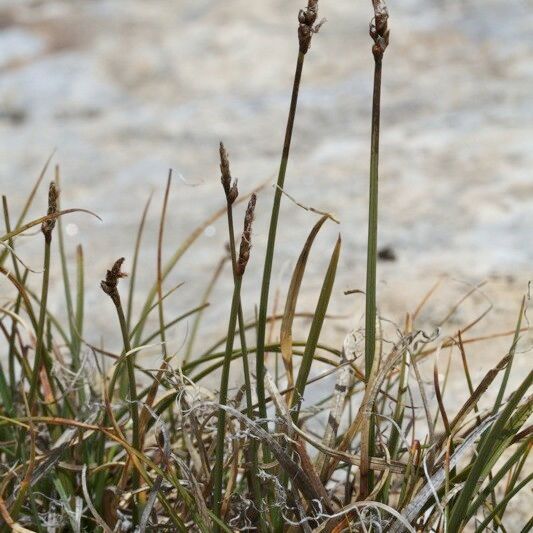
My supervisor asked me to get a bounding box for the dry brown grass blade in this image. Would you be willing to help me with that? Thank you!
[81,465,112,533]
[389,415,498,533]
[264,369,332,508]
[213,404,333,513]
[292,423,406,474]
[280,214,329,402]
[221,439,241,521]
[412,277,445,321]
[437,280,489,328]
[323,333,415,482]
[410,346,435,456]
[436,350,516,449]
[433,344,451,436]
[1,208,101,243]
[0,266,38,328]
[418,326,529,360]
[294,438,333,509]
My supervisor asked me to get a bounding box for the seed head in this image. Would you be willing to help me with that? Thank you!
[219,142,239,204]
[369,1,390,59]
[236,194,256,276]
[41,182,59,241]
[298,0,323,54]
[101,257,127,303]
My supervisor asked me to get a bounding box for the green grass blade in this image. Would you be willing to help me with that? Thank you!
[183,255,227,364]
[55,166,77,361]
[256,49,305,432]
[448,371,533,531]
[0,152,53,266]
[474,473,533,533]
[465,439,530,521]
[213,275,242,528]
[281,214,329,400]
[492,296,525,414]
[126,193,152,332]
[291,235,341,422]
[132,190,258,346]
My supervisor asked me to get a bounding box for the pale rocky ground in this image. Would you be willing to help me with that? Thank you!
[0,0,532,526]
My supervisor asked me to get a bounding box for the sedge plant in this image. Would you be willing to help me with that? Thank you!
[0,0,531,531]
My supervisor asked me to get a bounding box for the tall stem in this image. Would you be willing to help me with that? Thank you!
[101,258,141,522]
[28,239,51,412]
[225,205,265,531]
[213,193,256,529]
[256,0,320,437]
[213,274,242,528]
[28,183,59,412]
[256,51,304,424]
[364,56,382,382]
[361,1,389,499]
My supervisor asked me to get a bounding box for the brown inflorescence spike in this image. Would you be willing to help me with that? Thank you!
[41,182,59,242]
[219,142,231,193]
[298,0,324,54]
[369,0,390,59]
[236,194,256,276]
[101,257,127,304]
[219,142,239,204]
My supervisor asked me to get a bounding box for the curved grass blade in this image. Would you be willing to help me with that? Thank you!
[281,214,328,403]
[291,235,341,422]
[448,373,533,531]
[0,152,54,266]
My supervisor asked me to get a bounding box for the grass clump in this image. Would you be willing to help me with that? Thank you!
[0,0,531,531]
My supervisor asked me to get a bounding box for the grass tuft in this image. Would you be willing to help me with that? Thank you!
[0,0,530,531]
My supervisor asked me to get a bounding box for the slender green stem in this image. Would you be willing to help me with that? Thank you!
[213,187,256,530]
[226,209,253,413]
[365,55,382,378]
[157,173,171,361]
[115,292,141,523]
[361,39,385,500]
[108,293,140,453]
[74,245,85,402]
[225,205,265,531]
[102,258,141,524]
[2,196,25,401]
[256,50,305,428]
[213,274,242,529]
[28,238,54,411]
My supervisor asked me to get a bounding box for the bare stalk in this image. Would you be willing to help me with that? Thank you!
[28,183,59,412]
[255,0,323,427]
[219,144,265,530]
[101,257,141,522]
[213,193,256,530]
[361,0,390,499]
